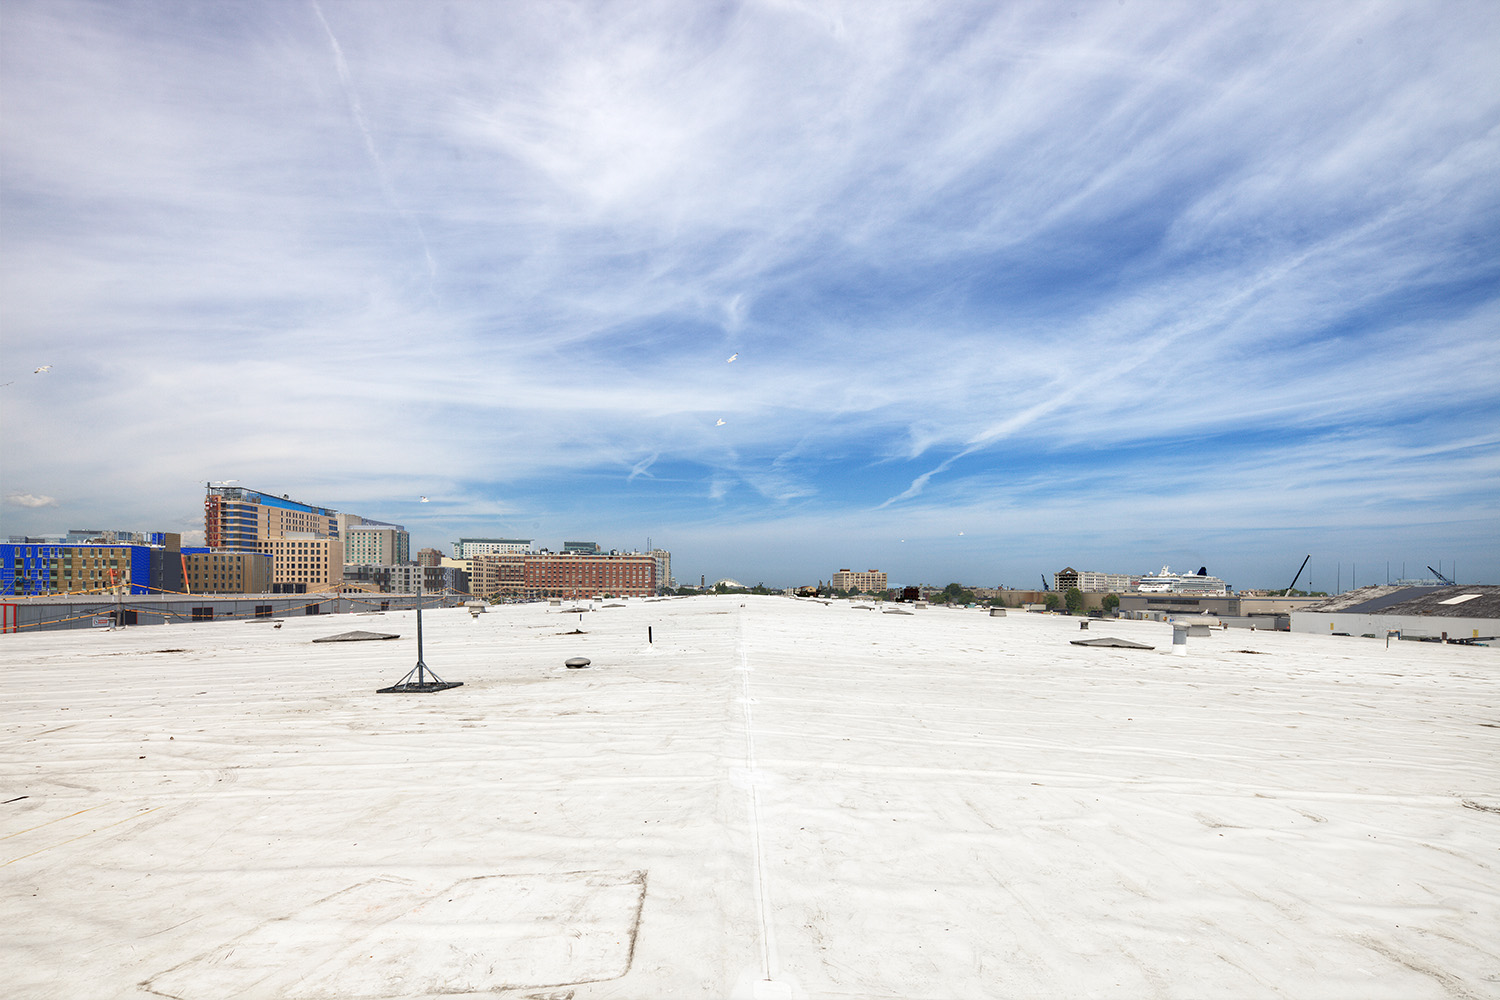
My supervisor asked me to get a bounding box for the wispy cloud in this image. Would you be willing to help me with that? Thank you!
[311,0,436,280]
[6,492,58,509]
[626,453,659,483]
[1,0,1496,585]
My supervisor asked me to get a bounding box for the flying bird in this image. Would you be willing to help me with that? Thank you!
[715,419,725,426]
[419,496,429,502]
[33,366,51,374]
[726,353,738,363]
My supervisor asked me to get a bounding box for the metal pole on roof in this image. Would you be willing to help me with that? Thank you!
[377,564,460,694]
[415,575,427,684]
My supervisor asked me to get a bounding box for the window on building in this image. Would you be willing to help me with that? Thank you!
[192,607,213,621]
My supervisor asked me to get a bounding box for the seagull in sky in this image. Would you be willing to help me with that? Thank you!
[715,419,725,426]
[33,366,51,374]
[419,496,429,502]
[726,353,738,363]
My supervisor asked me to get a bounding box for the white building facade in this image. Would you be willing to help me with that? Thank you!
[453,538,533,558]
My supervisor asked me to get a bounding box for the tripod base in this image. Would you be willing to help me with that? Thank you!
[377,681,463,693]
[377,662,462,694]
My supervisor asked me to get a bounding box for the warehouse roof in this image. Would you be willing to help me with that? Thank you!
[1301,584,1500,618]
[4,596,1497,997]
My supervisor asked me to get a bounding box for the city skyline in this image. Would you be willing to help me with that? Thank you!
[3,2,1497,590]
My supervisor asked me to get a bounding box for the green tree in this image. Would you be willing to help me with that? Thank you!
[1064,587,1084,614]
[1102,593,1120,615]
[1043,592,1060,611]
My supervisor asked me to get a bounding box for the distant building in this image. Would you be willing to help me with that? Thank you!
[180,548,274,594]
[832,569,887,593]
[1053,568,1137,593]
[261,535,343,594]
[416,548,444,567]
[1117,593,1240,619]
[1292,585,1500,641]
[527,551,656,598]
[205,485,338,550]
[343,523,410,566]
[342,563,468,595]
[470,552,525,599]
[64,529,173,545]
[562,541,602,555]
[2,535,185,596]
[453,538,532,558]
[650,549,672,592]
[204,485,342,592]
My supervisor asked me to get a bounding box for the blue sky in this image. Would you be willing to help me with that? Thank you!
[2,0,1497,590]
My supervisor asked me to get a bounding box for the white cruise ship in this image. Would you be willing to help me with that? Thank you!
[1136,566,1228,595]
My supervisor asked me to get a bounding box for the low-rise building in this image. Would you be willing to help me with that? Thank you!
[2,535,185,596]
[1291,586,1500,641]
[342,563,469,595]
[1117,593,1240,619]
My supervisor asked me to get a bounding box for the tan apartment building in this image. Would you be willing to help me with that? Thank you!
[832,568,887,593]
[181,550,273,594]
[470,552,525,599]
[256,535,343,593]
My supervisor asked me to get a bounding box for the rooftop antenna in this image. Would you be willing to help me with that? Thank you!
[378,576,462,693]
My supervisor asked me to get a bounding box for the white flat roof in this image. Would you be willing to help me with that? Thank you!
[4,596,1496,998]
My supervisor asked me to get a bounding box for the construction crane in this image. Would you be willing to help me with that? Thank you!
[1285,555,1310,595]
[1427,565,1455,586]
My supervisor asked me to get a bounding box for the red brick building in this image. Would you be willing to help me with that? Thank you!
[526,551,656,598]
[469,550,660,600]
